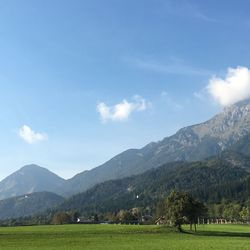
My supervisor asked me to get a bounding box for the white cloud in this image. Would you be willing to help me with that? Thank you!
[97,96,148,122]
[207,66,250,106]
[19,125,48,144]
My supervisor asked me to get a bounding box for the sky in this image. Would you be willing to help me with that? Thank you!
[1,0,250,180]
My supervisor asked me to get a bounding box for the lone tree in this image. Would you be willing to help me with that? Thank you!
[160,190,207,231]
[52,212,72,225]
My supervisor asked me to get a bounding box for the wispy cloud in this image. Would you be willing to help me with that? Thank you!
[19,125,48,144]
[207,66,250,106]
[184,1,217,23]
[134,57,212,77]
[97,96,149,123]
[165,0,218,23]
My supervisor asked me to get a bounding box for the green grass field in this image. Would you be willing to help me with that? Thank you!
[0,224,250,250]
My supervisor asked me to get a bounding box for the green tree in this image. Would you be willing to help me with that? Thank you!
[240,207,250,222]
[164,191,206,231]
[93,214,99,223]
[117,210,138,224]
[52,212,72,225]
[222,203,241,222]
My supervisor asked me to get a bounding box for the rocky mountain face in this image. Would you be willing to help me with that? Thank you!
[0,165,66,200]
[60,99,250,196]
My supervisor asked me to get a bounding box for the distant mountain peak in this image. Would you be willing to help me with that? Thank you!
[20,164,47,171]
[19,164,58,174]
[0,164,66,200]
[21,164,41,168]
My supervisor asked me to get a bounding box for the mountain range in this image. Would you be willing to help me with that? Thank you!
[2,99,250,218]
[58,99,250,196]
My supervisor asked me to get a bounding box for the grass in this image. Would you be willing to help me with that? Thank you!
[0,224,250,249]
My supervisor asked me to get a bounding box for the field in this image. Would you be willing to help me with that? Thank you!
[0,224,250,250]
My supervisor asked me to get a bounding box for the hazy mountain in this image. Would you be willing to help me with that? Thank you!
[58,151,250,215]
[61,99,250,196]
[0,192,64,220]
[0,165,66,200]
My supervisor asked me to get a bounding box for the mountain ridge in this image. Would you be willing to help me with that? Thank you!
[57,151,250,215]
[59,99,250,196]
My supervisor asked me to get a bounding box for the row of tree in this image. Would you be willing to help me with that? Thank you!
[156,192,250,231]
[52,191,208,231]
[207,201,250,222]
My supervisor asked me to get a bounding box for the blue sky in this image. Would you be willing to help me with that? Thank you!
[1,0,250,180]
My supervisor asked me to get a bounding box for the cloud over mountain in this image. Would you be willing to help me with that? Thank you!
[207,66,250,106]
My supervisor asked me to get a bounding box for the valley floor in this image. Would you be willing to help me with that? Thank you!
[0,224,250,249]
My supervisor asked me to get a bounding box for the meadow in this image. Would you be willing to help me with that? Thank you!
[0,224,250,250]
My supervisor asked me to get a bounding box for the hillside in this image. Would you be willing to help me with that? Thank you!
[0,165,66,200]
[58,151,250,215]
[0,192,64,220]
[60,99,250,196]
